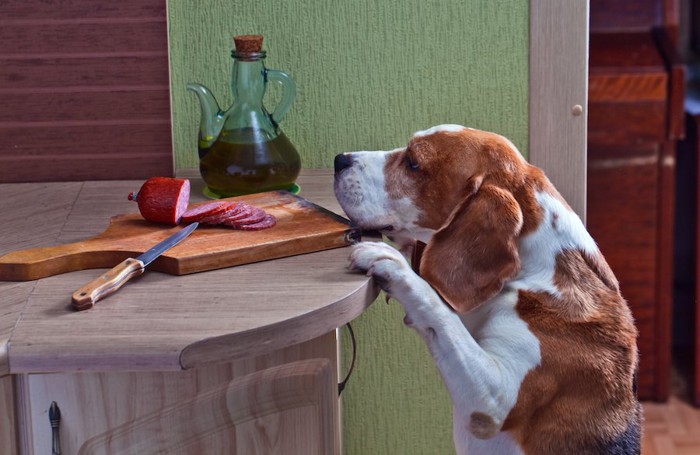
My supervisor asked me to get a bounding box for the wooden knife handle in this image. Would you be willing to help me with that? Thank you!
[71,258,145,311]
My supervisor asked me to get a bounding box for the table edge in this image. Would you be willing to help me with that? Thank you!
[179,278,378,369]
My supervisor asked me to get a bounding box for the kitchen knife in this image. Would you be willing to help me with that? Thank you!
[71,222,199,311]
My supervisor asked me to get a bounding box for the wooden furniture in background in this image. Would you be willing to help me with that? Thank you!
[586,0,685,401]
[683,0,700,411]
[0,170,377,454]
[676,101,700,406]
[686,111,700,407]
[0,0,174,182]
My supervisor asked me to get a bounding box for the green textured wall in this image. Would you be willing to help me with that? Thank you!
[167,1,528,453]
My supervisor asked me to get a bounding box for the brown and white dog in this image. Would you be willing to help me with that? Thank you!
[333,125,641,455]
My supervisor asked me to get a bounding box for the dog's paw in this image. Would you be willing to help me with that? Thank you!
[349,241,412,292]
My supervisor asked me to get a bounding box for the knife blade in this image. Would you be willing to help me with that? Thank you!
[71,222,199,311]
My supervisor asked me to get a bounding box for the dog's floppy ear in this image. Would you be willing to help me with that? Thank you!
[419,176,523,313]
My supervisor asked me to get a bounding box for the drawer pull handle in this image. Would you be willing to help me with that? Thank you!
[49,401,61,455]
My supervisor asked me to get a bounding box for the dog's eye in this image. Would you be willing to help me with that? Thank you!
[406,154,419,171]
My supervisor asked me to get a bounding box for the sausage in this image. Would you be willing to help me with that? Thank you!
[125,179,276,230]
[177,199,276,231]
[128,177,190,225]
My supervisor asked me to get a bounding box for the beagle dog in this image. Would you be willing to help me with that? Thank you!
[333,125,641,455]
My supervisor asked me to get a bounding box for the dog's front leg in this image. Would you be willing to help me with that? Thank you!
[350,241,540,444]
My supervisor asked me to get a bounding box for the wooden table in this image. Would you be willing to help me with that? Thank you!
[0,170,378,454]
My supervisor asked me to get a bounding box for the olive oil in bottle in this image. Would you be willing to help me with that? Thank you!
[199,129,300,198]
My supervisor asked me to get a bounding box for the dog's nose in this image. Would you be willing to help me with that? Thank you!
[334,153,354,174]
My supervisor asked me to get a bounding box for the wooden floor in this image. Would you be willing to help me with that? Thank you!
[642,397,700,454]
[641,364,700,455]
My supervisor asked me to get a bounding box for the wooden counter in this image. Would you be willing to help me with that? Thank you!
[0,170,378,454]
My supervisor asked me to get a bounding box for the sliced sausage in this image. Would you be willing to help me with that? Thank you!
[181,201,228,223]
[200,202,242,224]
[234,214,277,230]
[222,207,267,227]
[219,204,255,222]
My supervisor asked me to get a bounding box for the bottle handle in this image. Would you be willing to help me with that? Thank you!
[266,69,296,125]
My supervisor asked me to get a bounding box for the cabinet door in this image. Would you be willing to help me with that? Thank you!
[0,376,17,454]
[18,333,338,455]
[78,359,337,454]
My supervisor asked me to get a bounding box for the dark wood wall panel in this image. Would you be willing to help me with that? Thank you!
[0,57,170,90]
[0,124,173,182]
[1,0,166,20]
[0,0,173,183]
[0,22,168,55]
[0,91,171,123]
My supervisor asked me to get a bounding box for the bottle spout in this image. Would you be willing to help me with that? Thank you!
[186,83,226,147]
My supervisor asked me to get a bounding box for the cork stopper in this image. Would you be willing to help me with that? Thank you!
[234,35,263,53]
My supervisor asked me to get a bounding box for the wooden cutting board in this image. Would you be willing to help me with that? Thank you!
[0,191,360,281]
